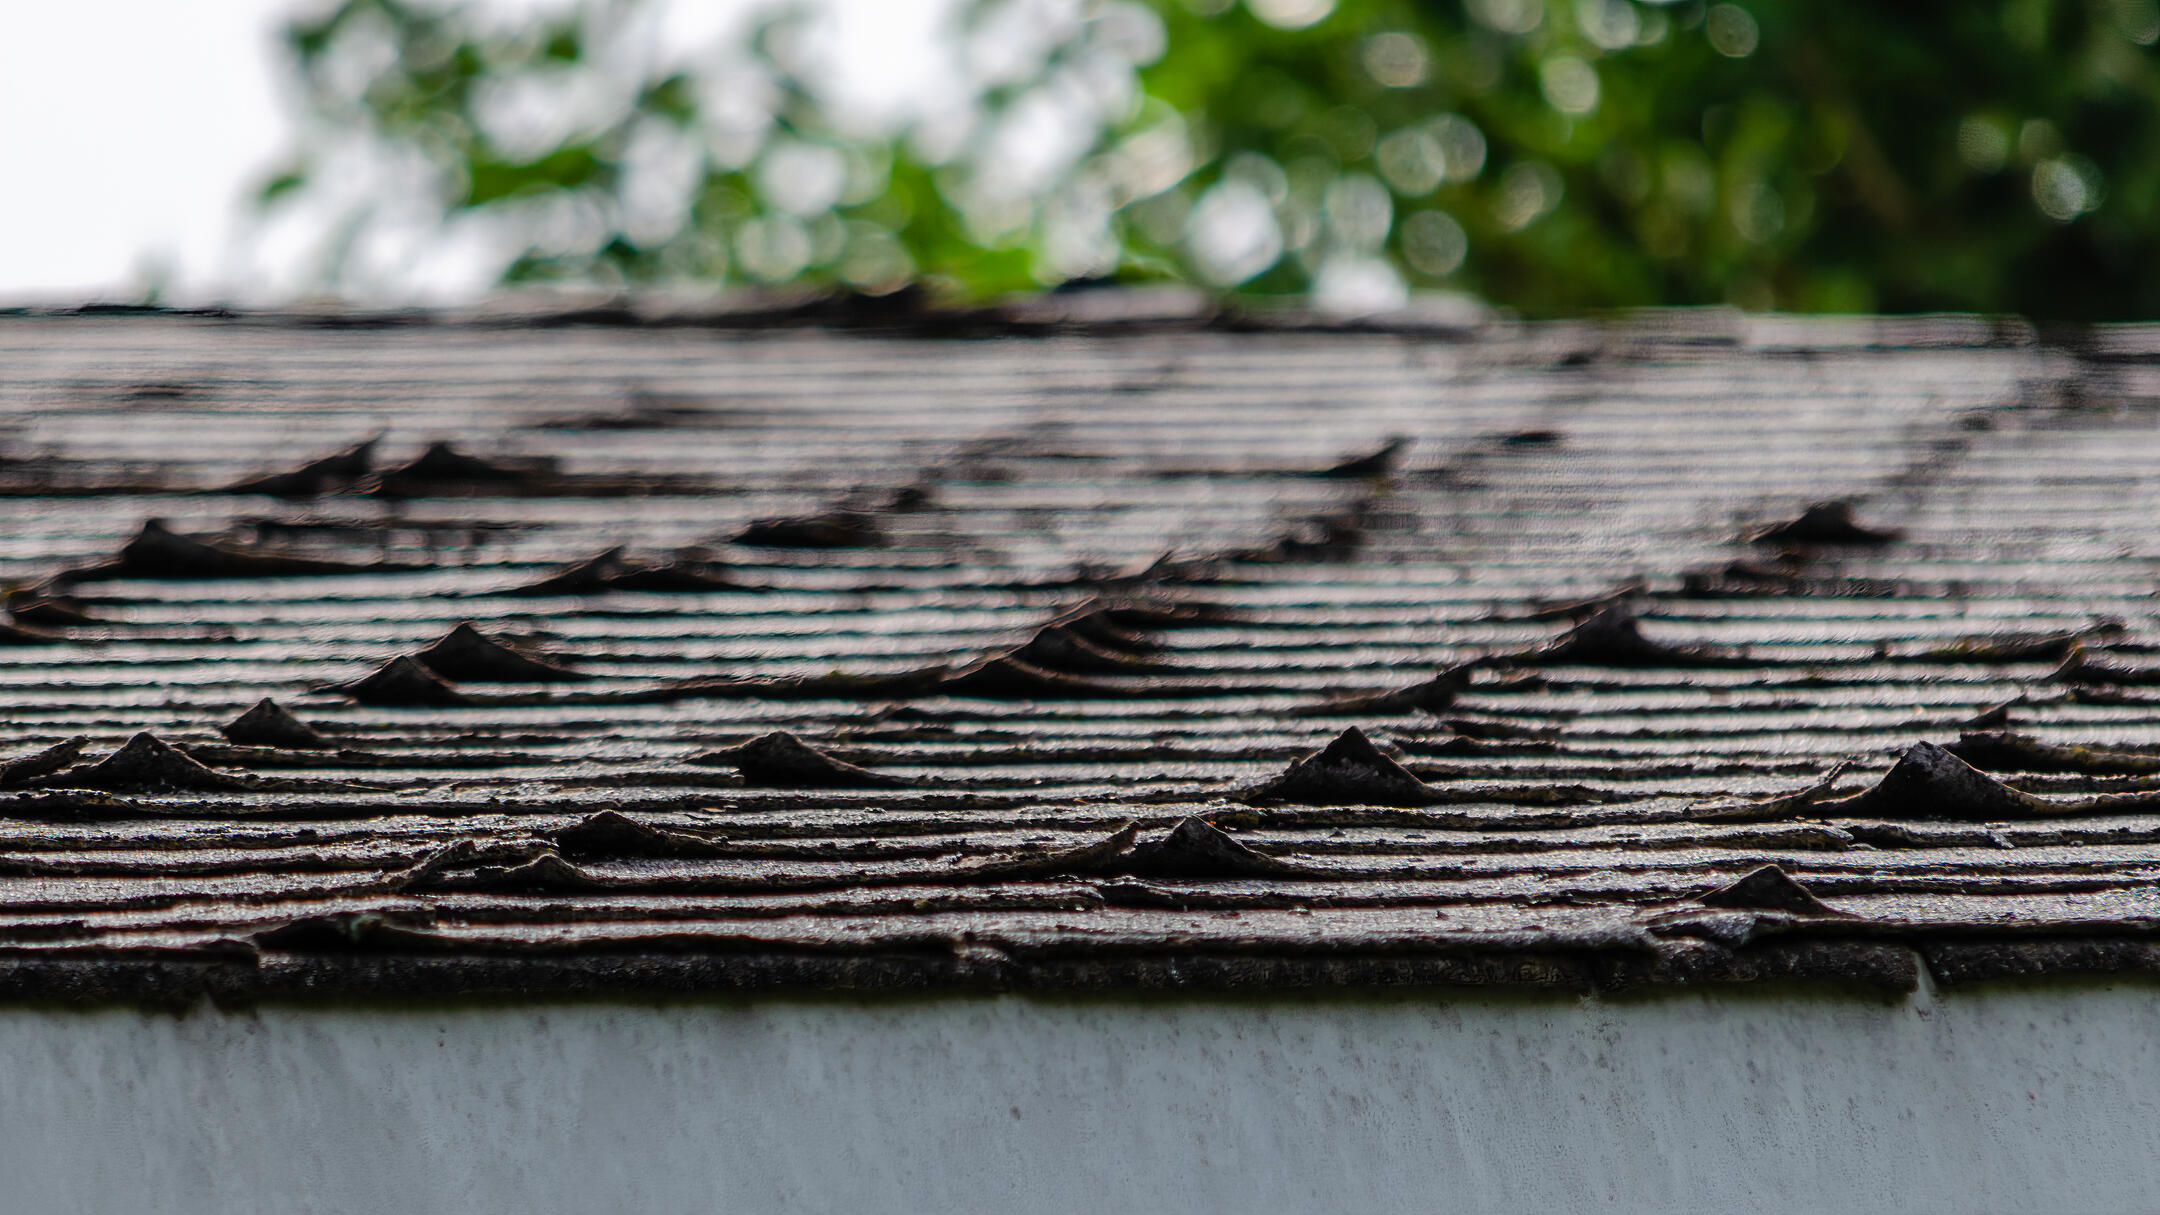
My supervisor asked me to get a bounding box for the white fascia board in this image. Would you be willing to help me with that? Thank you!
[2,981,2154,1214]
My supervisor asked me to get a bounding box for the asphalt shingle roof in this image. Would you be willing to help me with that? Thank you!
[2,303,2159,1001]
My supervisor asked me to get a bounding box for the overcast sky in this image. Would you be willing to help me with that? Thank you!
[0,1,292,303]
[0,0,952,306]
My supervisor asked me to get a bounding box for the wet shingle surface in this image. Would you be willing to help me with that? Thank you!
[5,306,2160,1000]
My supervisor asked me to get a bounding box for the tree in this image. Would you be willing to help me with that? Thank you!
[264,0,2160,318]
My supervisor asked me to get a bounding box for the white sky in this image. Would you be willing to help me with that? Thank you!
[0,0,955,306]
[0,1,292,303]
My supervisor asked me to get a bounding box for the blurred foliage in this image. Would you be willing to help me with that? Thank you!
[268,0,2160,317]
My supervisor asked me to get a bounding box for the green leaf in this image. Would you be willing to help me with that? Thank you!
[461,143,609,208]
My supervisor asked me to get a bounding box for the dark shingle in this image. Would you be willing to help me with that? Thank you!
[0,308,2154,999]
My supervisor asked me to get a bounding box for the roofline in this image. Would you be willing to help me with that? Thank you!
[12,931,2160,1009]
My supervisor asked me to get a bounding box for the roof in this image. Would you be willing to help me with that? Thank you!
[2,302,2160,1003]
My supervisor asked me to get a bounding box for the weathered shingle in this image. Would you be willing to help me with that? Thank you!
[0,307,2158,1001]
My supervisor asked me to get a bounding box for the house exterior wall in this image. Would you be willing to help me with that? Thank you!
[3,979,2154,1214]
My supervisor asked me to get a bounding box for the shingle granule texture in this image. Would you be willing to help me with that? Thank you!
[0,304,2157,1001]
